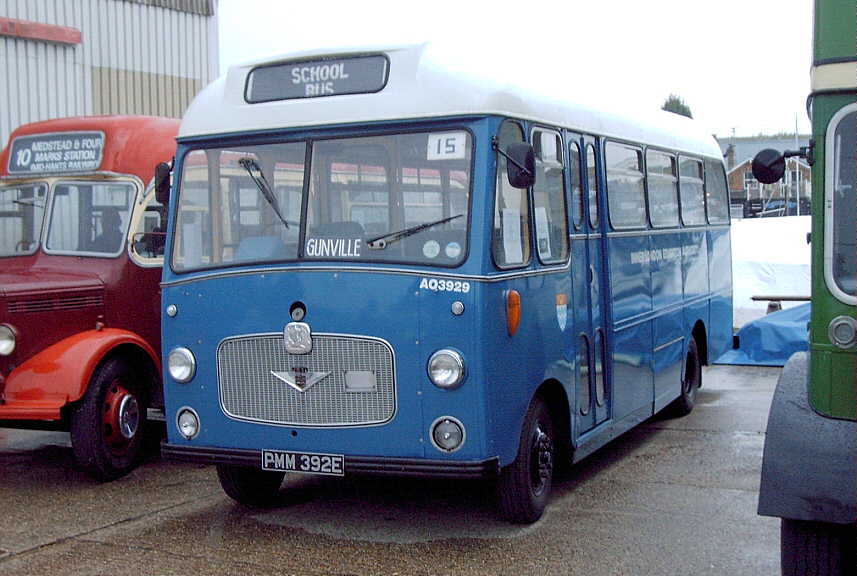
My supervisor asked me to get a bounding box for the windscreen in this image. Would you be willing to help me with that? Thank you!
[0,183,47,257]
[45,181,135,256]
[172,130,471,272]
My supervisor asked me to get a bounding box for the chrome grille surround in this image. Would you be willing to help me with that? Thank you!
[217,332,396,427]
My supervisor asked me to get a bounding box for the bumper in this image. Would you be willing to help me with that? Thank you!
[161,442,500,480]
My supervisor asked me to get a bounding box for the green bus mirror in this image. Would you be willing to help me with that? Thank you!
[751,148,785,184]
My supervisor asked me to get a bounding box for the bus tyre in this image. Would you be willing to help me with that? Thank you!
[671,336,701,417]
[217,464,285,507]
[496,396,554,524]
[70,357,147,481]
[781,519,855,576]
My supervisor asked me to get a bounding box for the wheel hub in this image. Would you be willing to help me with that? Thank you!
[103,382,140,446]
[530,426,553,494]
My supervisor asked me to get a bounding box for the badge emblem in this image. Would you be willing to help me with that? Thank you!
[271,367,330,393]
[284,322,312,354]
[556,294,568,332]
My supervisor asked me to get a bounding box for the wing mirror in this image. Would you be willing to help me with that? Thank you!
[155,161,172,205]
[504,143,536,189]
[751,149,786,184]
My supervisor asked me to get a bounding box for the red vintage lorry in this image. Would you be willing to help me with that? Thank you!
[0,116,178,480]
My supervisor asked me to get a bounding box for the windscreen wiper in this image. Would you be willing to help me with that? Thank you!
[238,157,289,229]
[13,199,44,208]
[367,214,462,250]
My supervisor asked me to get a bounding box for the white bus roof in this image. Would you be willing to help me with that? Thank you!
[180,43,722,159]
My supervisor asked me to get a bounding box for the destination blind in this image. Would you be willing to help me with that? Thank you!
[7,132,105,175]
[246,55,389,103]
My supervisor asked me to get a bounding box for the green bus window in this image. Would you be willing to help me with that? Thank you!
[704,159,730,224]
[493,121,530,268]
[679,157,706,226]
[830,109,856,298]
[646,150,679,228]
[532,129,568,264]
[606,143,646,229]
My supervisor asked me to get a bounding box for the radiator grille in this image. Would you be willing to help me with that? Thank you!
[218,333,395,427]
[7,293,104,314]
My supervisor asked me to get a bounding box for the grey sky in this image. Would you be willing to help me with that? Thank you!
[218,0,813,138]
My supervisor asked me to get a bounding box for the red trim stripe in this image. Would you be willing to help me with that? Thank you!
[0,17,81,45]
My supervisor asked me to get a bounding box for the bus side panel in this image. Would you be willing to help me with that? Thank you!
[682,229,710,344]
[609,234,654,421]
[707,227,733,361]
[651,231,685,412]
[481,272,574,468]
[758,352,857,523]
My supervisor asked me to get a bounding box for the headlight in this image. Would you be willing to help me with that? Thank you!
[431,416,465,452]
[0,324,17,356]
[427,349,465,389]
[168,347,196,383]
[177,408,200,439]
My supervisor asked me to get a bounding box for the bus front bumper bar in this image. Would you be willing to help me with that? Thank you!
[161,442,500,480]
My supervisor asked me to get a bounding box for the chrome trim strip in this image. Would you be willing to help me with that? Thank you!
[606,225,729,239]
[613,291,726,332]
[215,331,398,428]
[653,336,684,353]
[162,262,571,288]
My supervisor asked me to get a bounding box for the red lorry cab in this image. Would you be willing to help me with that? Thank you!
[0,116,178,480]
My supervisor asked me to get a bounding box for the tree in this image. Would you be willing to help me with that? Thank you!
[662,94,693,119]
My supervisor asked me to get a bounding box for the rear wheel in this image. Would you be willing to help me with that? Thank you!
[70,356,148,481]
[670,336,701,417]
[217,464,285,507]
[781,519,856,576]
[496,396,554,524]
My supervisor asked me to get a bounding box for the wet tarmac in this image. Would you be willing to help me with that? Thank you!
[0,364,781,575]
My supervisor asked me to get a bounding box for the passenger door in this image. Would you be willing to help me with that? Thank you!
[570,135,610,436]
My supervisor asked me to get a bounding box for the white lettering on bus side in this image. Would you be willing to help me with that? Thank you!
[305,237,362,258]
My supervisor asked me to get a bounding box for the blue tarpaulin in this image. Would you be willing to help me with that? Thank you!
[717,303,810,367]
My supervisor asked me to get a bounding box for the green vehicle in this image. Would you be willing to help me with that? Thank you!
[752,0,856,573]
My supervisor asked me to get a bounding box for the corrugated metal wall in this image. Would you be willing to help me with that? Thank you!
[0,0,217,146]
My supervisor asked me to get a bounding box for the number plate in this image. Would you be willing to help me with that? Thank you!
[261,449,345,476]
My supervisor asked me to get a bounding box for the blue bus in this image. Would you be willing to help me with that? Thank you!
[159,44,733,523]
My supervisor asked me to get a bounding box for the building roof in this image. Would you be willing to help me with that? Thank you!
[179,43,723,160]
[123,0,214,16]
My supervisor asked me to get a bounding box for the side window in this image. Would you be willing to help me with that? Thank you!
[586,144,600,229]
[493,121,530,268]
[570,141,584,230]
[679,157,706,226]
[594,329,606,406]
[130,189,167,264]
[532,128,568,264]
[646,150,679,228]
[704,159,730,224]
[578,335,592,415]
[606,143,646,229]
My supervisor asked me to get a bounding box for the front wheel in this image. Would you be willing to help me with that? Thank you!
[70,356,148,481]
[781,519,856,575]
[217,464,285,507]
[496,396,555,524]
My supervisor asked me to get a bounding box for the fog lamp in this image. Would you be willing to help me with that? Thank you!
[427,349,465,389]
[177,408,200,439]
[431,416,465,453]
[168,347,196,382]
[0,324,16,356]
